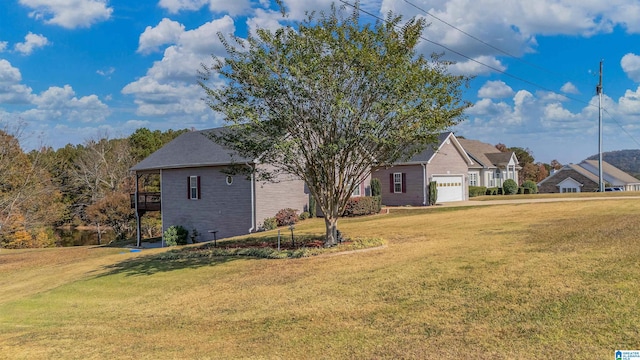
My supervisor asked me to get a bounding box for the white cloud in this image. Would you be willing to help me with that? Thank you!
[124,16,235,118]
[0,42,7,52]
[29,85,110,122]
[96,67,115,78]
[448,55,506,76]
[618,86,640,115]
[560,82,580,95]
[138,18,185,54]
[159,0,252,15]
[478,80,514,99]
[621,53,640,83]
[0,59,34,104]
[14,32,50,55]
[19,0,113,29]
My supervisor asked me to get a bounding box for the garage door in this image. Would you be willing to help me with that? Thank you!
[432,175,464,203]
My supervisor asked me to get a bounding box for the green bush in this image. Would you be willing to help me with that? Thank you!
[517,187,524,194]
[428,181,438,206]
[502,179,518,195]
[262,217,277,231]
[469,186,487,197]
[370,178,381,197]
[164,225,189,246]
[299,211,310,220]
[342,196,381,217]
[275,208,299,226]
[522,180,538,194]
[486,187,498,195]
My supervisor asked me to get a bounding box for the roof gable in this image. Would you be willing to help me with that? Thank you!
[131,128,252,172]
[400,132,473,165]
[457,138,519,169]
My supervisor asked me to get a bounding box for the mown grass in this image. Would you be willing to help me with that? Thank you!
[1,199,639,359]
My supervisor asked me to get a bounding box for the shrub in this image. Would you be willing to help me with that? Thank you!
[164,225,189,246]
[275,208,299,226]
[342,196,381,217]
[469,186,487,197]
[522,180,538,194]
[486,187,498,195]
[370,178,381,197]
[299,211,310,220]
[428,181,438,205]
[502,179,518,195]
[262,217,277,231]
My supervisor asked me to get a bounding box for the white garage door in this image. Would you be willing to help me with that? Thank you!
[432,175,464,203]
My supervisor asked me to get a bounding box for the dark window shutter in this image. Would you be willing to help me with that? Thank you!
[197,176,201,199]
[389,173,394,193]
[187,176,190,199]
[402,173,407,193]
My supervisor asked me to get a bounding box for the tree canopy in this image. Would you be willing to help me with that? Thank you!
[199,3,470,245]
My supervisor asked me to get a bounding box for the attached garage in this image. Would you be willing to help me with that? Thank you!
[431,175,464,203]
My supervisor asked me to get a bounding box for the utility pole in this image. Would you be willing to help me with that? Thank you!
[597,60,604,192]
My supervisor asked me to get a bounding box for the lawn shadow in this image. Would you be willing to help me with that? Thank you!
[97,251,240,277]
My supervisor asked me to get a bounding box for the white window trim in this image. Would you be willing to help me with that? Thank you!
[393,172,403,193]
[189,176,198,200]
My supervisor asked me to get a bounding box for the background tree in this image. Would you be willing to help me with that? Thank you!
[200,4,469,245]
[0,128,64,248]
[85,192,135,243]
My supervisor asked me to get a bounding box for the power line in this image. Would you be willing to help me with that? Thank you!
[339,0,640,147]
[402,0,564,79]
[337,0,591,107]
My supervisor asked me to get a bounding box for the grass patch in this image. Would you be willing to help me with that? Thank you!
[1,199,639,358]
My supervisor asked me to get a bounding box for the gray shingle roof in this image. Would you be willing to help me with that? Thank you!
[130,128,252,172]
[457,138,501,168]
[581,159,640,184]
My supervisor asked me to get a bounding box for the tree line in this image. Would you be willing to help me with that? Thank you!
[0,126,186,248]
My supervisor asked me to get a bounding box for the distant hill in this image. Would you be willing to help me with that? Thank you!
[586,150,640,179]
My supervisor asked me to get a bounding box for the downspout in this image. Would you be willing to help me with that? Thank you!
[247,162,256,233]
[421,163,427,206]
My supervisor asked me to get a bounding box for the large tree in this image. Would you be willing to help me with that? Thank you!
[199,3,470,246]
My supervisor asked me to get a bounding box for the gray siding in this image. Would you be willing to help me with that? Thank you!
[255,171,309,228]
[373,165,425,206]
[426,140,469,200]
[161,167,253,241]
[373,140,470,206]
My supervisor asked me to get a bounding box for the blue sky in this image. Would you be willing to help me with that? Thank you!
[1,0,640,164]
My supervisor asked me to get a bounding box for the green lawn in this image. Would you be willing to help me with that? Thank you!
[1,199,639,359]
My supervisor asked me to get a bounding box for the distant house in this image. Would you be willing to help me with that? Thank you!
[130,129,309,246]
[457,138,520,188]
[373,132,474,205]
[537,160,640,193]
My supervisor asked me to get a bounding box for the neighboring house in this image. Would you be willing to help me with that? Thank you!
[457,138,520,188]
[373,132,474,206]
[538,160,640,193]
[130,129,309,245]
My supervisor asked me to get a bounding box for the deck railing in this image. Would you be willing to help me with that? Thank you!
[131,192,161,211]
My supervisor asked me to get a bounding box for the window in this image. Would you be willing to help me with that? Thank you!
[188,176,200,200]
[561,187,577,193]
[488,172,495,187]
[469,173,478,186]
[390,172,406,193]
[351,182,361,197]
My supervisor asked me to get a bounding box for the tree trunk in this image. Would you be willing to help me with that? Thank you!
[324,216,338,247]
